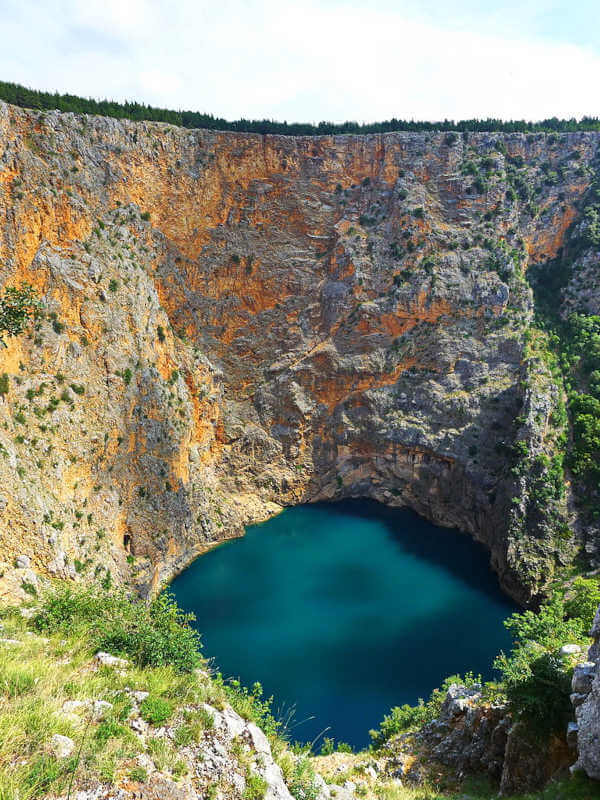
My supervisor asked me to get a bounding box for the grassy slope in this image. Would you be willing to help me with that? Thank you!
[0,585,599,800]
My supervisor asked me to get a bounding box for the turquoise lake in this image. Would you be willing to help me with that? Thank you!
[171,500,516,748]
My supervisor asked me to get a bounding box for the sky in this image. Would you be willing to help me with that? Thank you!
[1,0,599,123]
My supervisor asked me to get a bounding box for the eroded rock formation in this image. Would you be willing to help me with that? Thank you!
[571,605,600,779]
[0,101,598,601]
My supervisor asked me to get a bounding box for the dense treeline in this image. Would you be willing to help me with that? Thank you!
[2,79,600,136]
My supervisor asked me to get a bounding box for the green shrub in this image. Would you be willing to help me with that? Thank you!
[95,720,128,745]
[128,767,148,783]
[0,284,42,345]
[157,325,165,343]
[243,772,267,800]
[564,577,600,631]
[24,754,68,796]
[494,593,591,737]
[369,702,430,747]
[218,678,279,737]
[141,211,151,221]
[140,696,172,725]
[32,586,202,672]
[474,175,488,194]
[0,373,9,395]
[370,672,480,748]
[0,666,35,697]
[108,279,118,293]
[285,757,320,800]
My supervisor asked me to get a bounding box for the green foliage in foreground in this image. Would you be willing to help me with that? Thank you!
[371,578,600,747]
[495,579,600,737]
[30,584,284,737]
[31,586,202,672]
[0,581,598,799]
[3,79,600,136]
[0,583,310,799]
[369,672,482,748]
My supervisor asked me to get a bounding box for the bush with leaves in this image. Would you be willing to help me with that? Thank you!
[213,676,280,738]
[564,577,600,630]
[32,586,202,673]
[494,588,596,737]
[369,672,481,748]
[0,284,42,346]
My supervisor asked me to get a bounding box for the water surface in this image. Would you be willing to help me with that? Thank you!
[171,500,515,748]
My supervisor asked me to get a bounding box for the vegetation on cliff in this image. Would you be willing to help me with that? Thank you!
[0,284,42,346]
[528,154,600,527]
[369,578,600,750]
[3,79,600,135]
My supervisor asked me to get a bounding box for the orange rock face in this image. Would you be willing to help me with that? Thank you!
[0,102,596,601]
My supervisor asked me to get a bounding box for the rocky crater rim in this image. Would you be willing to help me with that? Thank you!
[0,100,597,607]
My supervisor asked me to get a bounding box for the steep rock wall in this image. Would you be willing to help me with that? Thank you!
[0,102,597,601]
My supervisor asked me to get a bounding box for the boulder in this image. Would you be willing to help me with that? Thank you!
[560,644,582,657]
[93,651,129,669]
[572,662,596,694]
[571,604,600,779]
[50,734,75,759]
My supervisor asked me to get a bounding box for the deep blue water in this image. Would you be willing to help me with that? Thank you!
[171,500,516,748]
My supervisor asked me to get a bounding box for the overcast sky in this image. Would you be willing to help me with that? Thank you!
[1,0,599,123]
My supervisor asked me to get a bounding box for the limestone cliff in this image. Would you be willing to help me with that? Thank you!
[0,101,598,602]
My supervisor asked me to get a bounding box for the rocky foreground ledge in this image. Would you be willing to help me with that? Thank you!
[3,593,600,800]
[571,605,600,780]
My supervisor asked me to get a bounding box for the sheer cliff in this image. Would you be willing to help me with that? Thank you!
[0,101,598,603]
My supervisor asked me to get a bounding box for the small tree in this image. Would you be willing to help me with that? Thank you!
[494,592,594,737]
[0,284,42,346]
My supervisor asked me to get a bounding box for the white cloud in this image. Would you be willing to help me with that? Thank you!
[1,0,599,122]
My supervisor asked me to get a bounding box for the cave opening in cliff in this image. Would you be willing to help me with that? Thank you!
[171,499,516,748]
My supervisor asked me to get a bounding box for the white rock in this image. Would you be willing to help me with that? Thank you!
[130,717,149,735]
[328,784,355,800]
[246,722,271,755]
[88,262,102,283]
[136,753,155,773]
[313,774,330,800]
[51,733,75,758]
[94,651,129,669]
[62,700,87,714]
[15,555,31,569]
[261,760,294,800]
[561,644,582,656]
[573,662,596,694]
[93,700,113,718]
[132,690,149,703]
